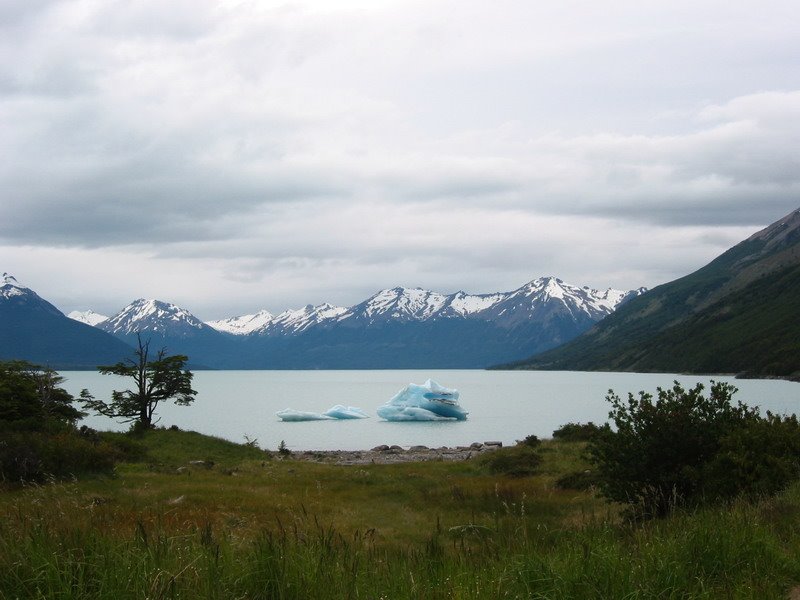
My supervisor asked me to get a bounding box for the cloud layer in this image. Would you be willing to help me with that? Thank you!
[1,0,798,317]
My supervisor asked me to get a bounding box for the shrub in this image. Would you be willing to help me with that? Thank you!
[588,381,769,517]
[516,434,541,448]
[0,361,84,431]
[552,421,606,442]
[480,445,542,477]
[0,431,118,483]
[702,412,800,499]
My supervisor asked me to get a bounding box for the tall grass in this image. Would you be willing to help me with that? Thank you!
[2,438,800,598]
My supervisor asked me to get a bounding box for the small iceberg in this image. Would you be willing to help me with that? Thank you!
[377,379,468,422]
[324,405,370,420]
[276,405,369,422]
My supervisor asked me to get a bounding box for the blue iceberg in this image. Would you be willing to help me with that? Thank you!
[277,405,369,422]
[377,379,468,422]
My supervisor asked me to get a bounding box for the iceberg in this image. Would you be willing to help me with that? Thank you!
[276,409,334,421]
[377,379,468,422]
[276,405,370,422]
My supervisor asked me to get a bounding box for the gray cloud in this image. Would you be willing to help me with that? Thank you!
[1,0,798,315]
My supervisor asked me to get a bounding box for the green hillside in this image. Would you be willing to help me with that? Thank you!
[504,208,800,380]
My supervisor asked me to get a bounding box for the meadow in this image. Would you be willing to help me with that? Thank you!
[2,429,800,599]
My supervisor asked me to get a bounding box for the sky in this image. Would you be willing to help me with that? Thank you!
[1,0,798,320]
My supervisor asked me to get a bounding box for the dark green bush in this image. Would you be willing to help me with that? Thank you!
[702,412,800,499]
[516,434,541,448]
[587,381,788,517]
[0,361,83,431]
[552,421,606,442]
[480,445,542,477]
[0,431,118,483]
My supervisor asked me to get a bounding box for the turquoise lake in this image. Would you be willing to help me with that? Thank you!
[60,370,800,451]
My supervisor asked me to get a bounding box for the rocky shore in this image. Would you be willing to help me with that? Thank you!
[288,441,504,465]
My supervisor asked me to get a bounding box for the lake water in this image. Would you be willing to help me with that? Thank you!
[60,370,800,452]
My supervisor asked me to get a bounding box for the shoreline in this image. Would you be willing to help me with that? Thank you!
[287,441,504,465]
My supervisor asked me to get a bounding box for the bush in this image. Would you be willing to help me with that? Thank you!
[552,422,606,442]
[516,434,541,448]
[587,381,786,517]
[702,413,800,499]
[0,431,119,483]
[0,361,84,431]
[480,445,542,477]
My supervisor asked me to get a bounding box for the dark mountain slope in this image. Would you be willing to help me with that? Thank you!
[507,208,800,380]
[0,274,133,369]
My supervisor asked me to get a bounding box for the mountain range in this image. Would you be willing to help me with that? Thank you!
[507,207,800,380]
[1,275,642,369]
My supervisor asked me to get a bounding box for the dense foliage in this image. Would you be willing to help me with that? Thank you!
[0,360,83,431]
[552,421,605,442]
[589,381,800,517]
[0,360,123,482]
[82,335,196,429]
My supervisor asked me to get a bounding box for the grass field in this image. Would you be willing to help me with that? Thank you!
[2,429,800,599]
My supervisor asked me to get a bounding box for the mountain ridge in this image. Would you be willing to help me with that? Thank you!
[68,276,644,369]
[199,277,643,336]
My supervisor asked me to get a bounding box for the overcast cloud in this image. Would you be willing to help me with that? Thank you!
[1,0,798,318]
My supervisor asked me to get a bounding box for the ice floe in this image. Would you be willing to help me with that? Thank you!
[324,405,370,420]
[276,405,369,422]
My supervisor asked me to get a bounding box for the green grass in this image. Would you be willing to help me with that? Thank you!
[2,430,800,598]
[101,427,269,469]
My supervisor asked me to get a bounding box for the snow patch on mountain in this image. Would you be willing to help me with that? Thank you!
[257,303,348,335]
[68,309,109,326]
[207,309,274,335]
[447,291,508,316]
[354,287,450,321]
[1,273,28,299]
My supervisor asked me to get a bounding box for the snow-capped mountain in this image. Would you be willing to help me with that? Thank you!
[97,298,238,368]
[100,299,210,338]
[67,309,109,326]
[1,273,51,306]
[481,277,645,328]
